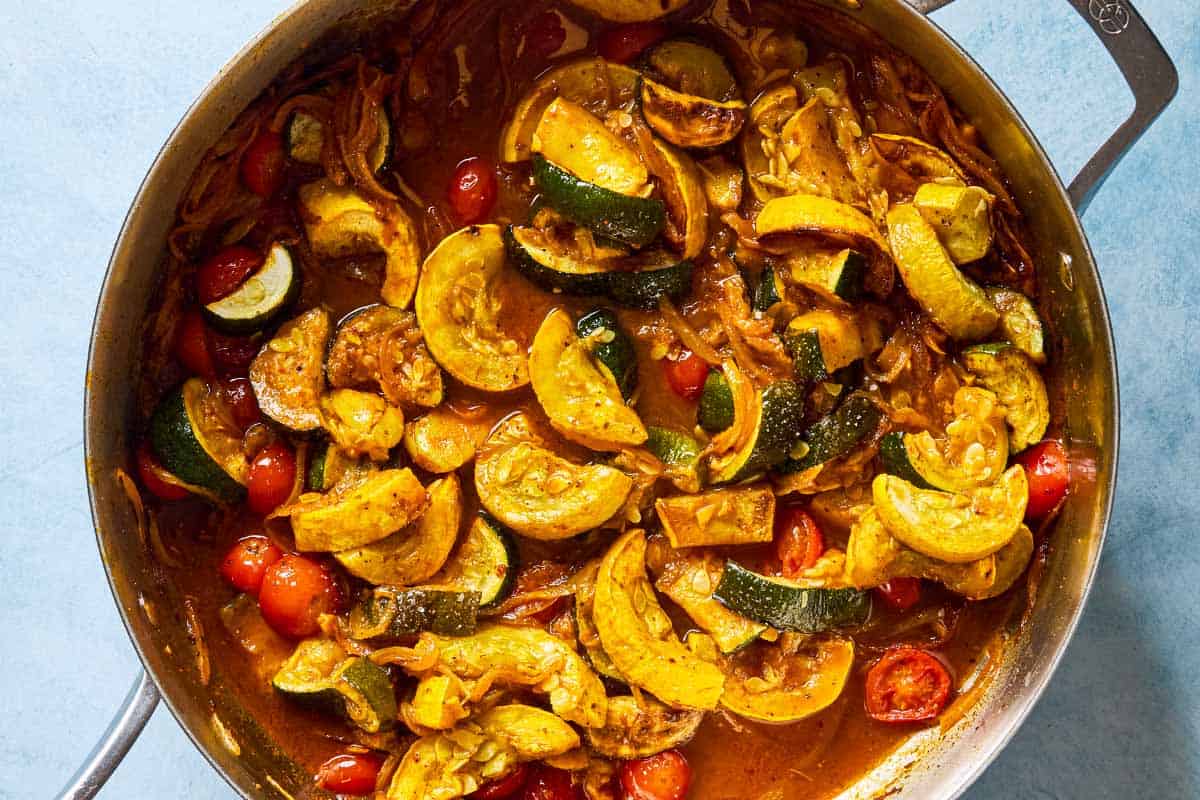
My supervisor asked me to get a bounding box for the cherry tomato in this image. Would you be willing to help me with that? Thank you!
[135,443,190,501]
[522,765,580,800]
[619,750,691,800]
[663,351,709,401]
[448,157,498,224]
[524,11,567,59]
[597,21,668,64]
[315,751,383,796]
[174,310,216,378]
[209,330,260,377]
[472,765,530,799]
[222,377,261,430]
[259,554,337,639]
[1016,439,1069,520]
[875,578,922,611]
[241,129,286,198]
[247,442,297,515]
[219,535,283,595]
[775,507,824,577]
[196,245,262,304]
[865,645,952,723]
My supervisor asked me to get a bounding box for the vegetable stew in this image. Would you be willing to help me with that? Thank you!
[131,0,1069,798]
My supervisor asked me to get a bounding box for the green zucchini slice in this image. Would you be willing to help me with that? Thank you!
[605,254,694,310]
[149,378,247,502]
[201,243,298,335]
[652,547,766,653]
[877,431,936,490]
[698,369,734,433]
[505,223,616,296]
[249,307,330,432]
[782,248,867,305]
[427,513,518,609]
[532,97,649,196]
[656,485,775,548]
[714,562,871,633]
[719,637,854,723]
[287,105,390,172]
[576,309,638,400]
[272,639,397,733]
[348,587,480,638]
[586,696,703,759]
[532,154,666,248]
[963,343,1050,451]
[325,304,443,409]
[709,380,806,483]
[645,426,702,467]
[986,287,1047,364]
[781,392,882,474]
[751,265,786,312]
[783,310,872,382]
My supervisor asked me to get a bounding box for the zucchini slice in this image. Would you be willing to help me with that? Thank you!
[781,393,883,474]
[306,442,373,492]
[656,485,775,548]
[202,243,298,335]
[594,531,726,710]
[913,182,994,264]
[872,465,1028,564]
[415,225,530,392]
[709,379,806,483]
[287,468,428,552]
[586,696,703,759]
[347,587,480,638]
[698,369,734,432]
[652,547,766,653]
[501,58,640,162]
[298,179,420,309]
[573,559,628,682]
[641,77,746,149]
[986,287,1047,364]
[782,248,867,305]
[427,513,518,609]
[334,473,462,585]
[870,133,966,186]
[783,309,873,382]
[532,155,666,248]
[287,105,390,172]
[530,308,648,451]
[576,308,638,400]
[647,40,739,101]
[249,307,330,432]
[713,562,871,632]
[402,406,490,474]
[149,378,247,502]
[963,343,1050,451]
[272,639,397,733]
[645,426,701,466]
[325,304,443,409]
[751,264,786,312]
[719,637,854,724]
[533,97,649,196]
[605,253,695,309]
[474,412,633,539]
[886,203,998,341]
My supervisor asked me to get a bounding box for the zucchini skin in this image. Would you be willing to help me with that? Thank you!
[353,588,481,637]
[714,562,871,632]
[645,426,702,466]
[577,309,638,400]
[780,392,881,474]
[473,513,520,609]
[785,329,827,381]
[698,370,734,432]
[504,225,610,296]
[751,265,783,312]
[149,386,245,502]
[877,431,936,490]
[732,380,806,481]
[532,155,666,248]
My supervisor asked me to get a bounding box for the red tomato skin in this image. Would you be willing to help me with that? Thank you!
[219,535,283,595]
[663,352,709,401]
[258,555,337,639]
[775,507,825,577]
[865,646,952,724]
[315,752,383,795]
[875,578,922,611]
[208,330,260,377]
[196,245,262,304]
[247,442,297,515]
[597,22,668,64]
[471,765,530,799]
[241,130,286,198]
[1017,439,1069,520]
[521,765,580,800]
[448,157,499,225]
[222,377,261,430]
[525,11,567,59]
[619,750,691,800]
[135,444,190,501]
[174,310,216,378]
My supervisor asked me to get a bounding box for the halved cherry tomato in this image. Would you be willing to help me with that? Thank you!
[865,645,952,723]
[241,129,286,198]
[663,351,709,401]
[875,578,921,611]
[258,554,337,639]
[1016,439,1069,520]
[219,535,283,595]
[196,245,263,304]
[135,443,190,501]
[174,310,216,378]
[448,157,499,225]
[620,749,691,800]
[775,507,824,577]
[208,329,260,377]
[472,764,530,799]
[524,11,567,60]
[222,377,261,430]
[247,442,297,515]
[522,765,580,800]
[597,21,668,64]
[315,751,383,795]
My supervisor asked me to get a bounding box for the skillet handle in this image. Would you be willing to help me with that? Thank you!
[911,0,1178,213]
[54,670,160,800]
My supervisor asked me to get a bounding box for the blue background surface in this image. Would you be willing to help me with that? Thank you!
[0,1,1195,798]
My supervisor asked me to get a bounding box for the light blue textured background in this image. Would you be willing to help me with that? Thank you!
[0,1,1195,798]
